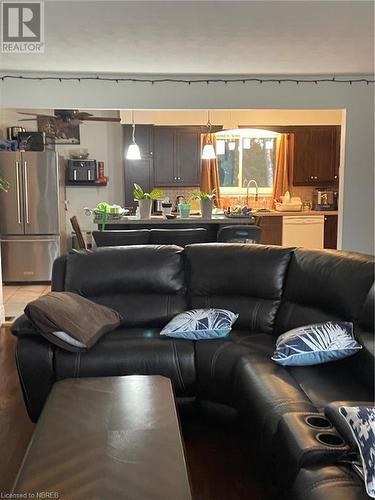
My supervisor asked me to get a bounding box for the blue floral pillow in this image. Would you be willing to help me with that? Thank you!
[339,406,375,498]
[160,308,239,340]
[271,321,361,366]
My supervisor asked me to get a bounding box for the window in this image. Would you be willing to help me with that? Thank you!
[215,129,279,195]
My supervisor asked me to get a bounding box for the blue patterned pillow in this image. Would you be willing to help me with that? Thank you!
[271,321,361,366]
[160,309,239,340]
[340,406,375,498]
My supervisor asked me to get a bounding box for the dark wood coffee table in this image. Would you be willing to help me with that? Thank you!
[13,375,192,500]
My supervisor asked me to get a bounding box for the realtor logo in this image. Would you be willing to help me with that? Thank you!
[1,0,44,53]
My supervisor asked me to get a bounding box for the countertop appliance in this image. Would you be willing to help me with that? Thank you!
[153,199,164,214]
[18,132,54,152]
[0,151,66,282]
[7,127,25,141]
[313,189,334,211]
[282,216,324,249]
[67,159,97,183]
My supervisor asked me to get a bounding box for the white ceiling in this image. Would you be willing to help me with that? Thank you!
[1,1,374,75]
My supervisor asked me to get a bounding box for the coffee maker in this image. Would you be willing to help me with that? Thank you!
[313,189,335,210]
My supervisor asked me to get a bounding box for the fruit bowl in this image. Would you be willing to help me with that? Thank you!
[224,205,253,218]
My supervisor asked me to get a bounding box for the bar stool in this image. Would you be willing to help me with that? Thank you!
[217,225,261,243]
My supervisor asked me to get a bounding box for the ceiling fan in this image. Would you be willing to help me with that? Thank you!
[17,109,121,124]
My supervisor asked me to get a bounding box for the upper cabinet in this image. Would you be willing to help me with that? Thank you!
[154,126,202,187]
[292,126,340,186]
[153,127,176,186]
[123,125,154,207]
[175,128,201,186]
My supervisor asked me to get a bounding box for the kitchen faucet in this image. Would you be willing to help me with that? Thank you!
[243,179,259,207]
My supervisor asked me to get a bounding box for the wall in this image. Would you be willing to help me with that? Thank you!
[120,109,342,127]
[0,77,374,254]
[0,109,123,232]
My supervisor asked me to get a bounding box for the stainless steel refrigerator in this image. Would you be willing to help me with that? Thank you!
[0,151,66,282]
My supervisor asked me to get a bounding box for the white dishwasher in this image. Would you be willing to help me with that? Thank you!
[282,216,324,248]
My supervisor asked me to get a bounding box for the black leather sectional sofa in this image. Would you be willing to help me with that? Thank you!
[12,244,374,499]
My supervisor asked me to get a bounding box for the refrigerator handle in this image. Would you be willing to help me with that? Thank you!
[24,161,30,224]
[15,161,22,225]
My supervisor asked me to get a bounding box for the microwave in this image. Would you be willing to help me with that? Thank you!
[67,159,97,183]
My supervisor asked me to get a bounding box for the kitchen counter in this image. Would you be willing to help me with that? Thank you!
[95,210,338,225]
[92,210,338,247]
[253,210,338,217]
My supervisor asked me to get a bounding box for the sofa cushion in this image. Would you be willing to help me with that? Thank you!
[52,245,187,327]
[275,249,374,335]
[53,327,196,397]
[185,244,293,333]
[291,465,369,500]
[234,347,316,452]
[195,331,275,405]
[235,343,372,453]
[287,357,373,409]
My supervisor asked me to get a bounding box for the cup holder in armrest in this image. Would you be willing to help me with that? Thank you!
[304,415,332,429]
[315,432,346,447]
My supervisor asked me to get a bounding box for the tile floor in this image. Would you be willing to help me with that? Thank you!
[2,285,51,324]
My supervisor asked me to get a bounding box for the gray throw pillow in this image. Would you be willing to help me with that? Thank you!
[25,292,123,352]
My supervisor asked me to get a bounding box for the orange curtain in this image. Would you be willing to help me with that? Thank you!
[200,133,221,207]
[272,133,294,207]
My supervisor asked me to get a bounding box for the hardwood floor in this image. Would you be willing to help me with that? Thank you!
[182,416,264,500]
[0,326,34,494]
[0,324,265,499]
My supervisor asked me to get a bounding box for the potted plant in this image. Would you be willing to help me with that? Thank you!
[191,189,216,219]
[133,184,164,219]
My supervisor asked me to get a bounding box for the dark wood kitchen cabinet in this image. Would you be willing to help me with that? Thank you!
[154,126,201,187]
[153,127,175,186]
[258,216,283,245]
[293,126,340,186]
[123,125,154,207]
[324,214,338,249]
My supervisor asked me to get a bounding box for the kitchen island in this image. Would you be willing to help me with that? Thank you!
[94,211,338,246]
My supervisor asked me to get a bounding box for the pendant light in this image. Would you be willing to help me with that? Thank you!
[202,111,216,160]
[126,111,141,160]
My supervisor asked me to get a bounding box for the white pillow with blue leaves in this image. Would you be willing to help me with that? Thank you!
[271,321,361,366]
[339,406,375,498]
[160,308,239,340]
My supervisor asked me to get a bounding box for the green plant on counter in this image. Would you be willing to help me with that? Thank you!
[0,177,9,192]
[133,183,164,201]
[190,189,216,201]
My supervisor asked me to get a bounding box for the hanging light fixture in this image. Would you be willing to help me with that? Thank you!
[126,111,141,160]
[202,111,216,160]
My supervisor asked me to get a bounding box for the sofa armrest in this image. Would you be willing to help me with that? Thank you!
[11,314,40,337]
[15,336,56,422]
